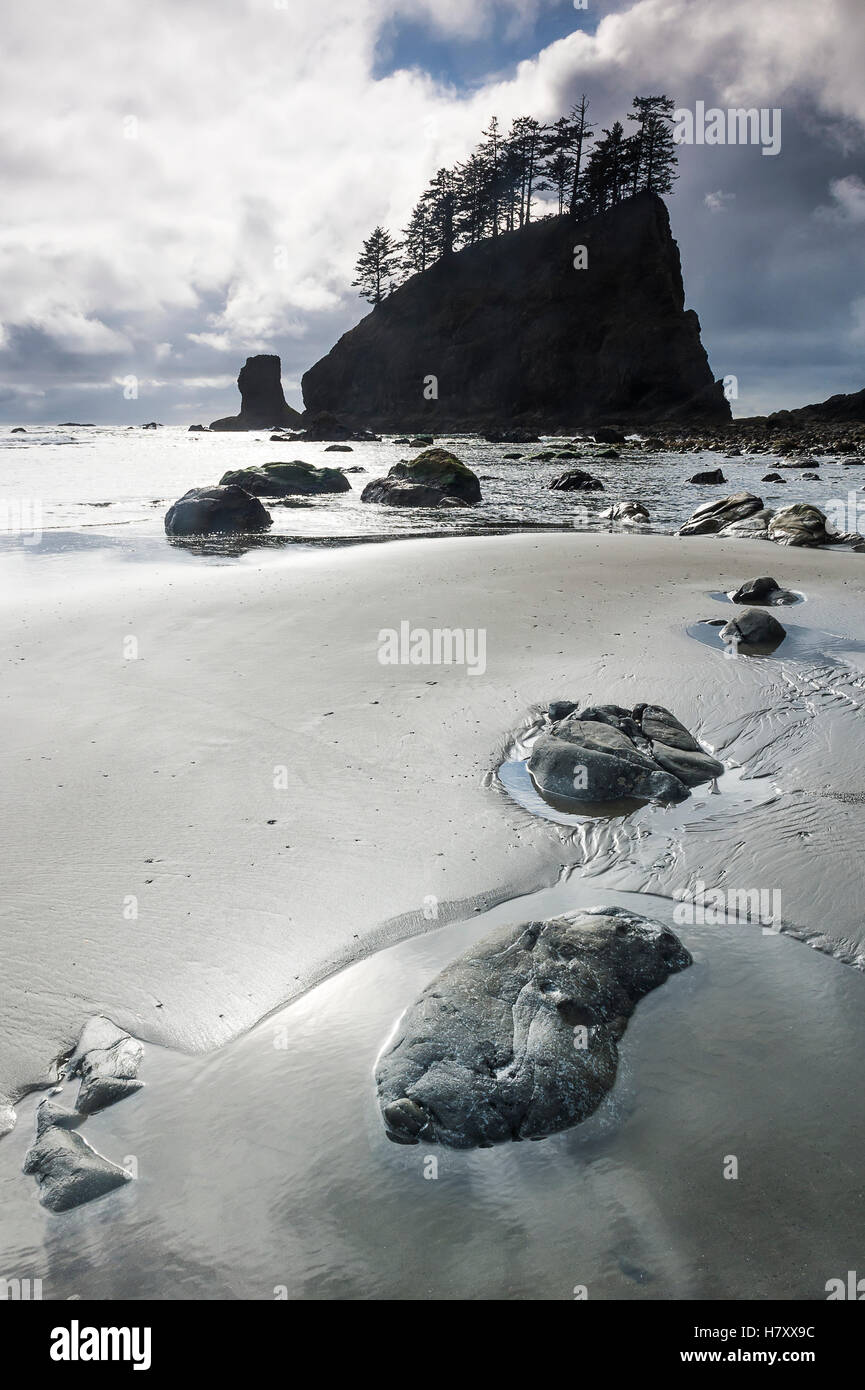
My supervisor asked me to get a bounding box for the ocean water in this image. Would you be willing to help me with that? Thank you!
[0,424,860,553]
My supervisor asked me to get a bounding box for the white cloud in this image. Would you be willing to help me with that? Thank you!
[704,190,736,213]
[823,174,865,222]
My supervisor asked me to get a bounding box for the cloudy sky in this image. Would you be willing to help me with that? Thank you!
[1,0,863,423]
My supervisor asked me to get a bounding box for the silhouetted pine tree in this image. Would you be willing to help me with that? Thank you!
[627,95,678,195]
[422,168,457,259]
[567,96,593,217]
[543,116,577,216]
[400,203,431,276]
[352,226,401,304]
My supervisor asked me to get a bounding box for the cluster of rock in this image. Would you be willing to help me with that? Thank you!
[23,1018,143,1212]
[678,493,857,547]
[377,906,691,1148]
[528,702,724,806]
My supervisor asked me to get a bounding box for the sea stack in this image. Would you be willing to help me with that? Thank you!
[210,354,304,432]
[302,193,730,431]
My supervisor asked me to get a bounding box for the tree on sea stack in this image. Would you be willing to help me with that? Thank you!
[352,226,401,305]
[627,95,678,196]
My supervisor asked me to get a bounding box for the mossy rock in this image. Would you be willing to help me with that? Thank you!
[219,461,351,496]
[389,447,481,504]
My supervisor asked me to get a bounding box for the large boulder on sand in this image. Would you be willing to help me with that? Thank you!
[731,576,796,605]
[67,1017,144,1116]
[210,355,304,432]
[528,702,724,806]
[767,503,834,547]
[678,491,764,536]
[219,461,351,497]
[376,906,691,1149]
[24,1102,131,1211]
[164,485,272,536]
[362,448,481,507]
[720,608,787,648]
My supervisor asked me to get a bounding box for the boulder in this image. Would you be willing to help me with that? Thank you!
[67,1017,144,1116]
[219,461,351,497]
[720,608,787,647]
[360,478,471,508]
[24,1110,132,1212]
[678,492,764,536]
[528,702,723,805]
[600,500,649,522]
[188,424,209,432]
[767,503,834,547]
[593,427,627,444]
[164,485,272,537]
[761,472,785,482]
[377,906,691,1149]
[364,447,481,505]
[324,443,353,452]
[210,355,304,432]
[548,699,579,723]
[549,469,605,492]
[730,576,795,605]
[11,426,26,433]
[717,507,774,539]
[688,468,726,484]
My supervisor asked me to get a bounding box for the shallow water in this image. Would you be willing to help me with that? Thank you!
[1,424,862,550]
[1,875,862,1301]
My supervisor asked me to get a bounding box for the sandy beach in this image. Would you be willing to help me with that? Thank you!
[3,526,865,1108]
[1,525,864,1297]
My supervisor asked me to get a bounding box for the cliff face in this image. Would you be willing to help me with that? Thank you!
[210,355,304,431]
[302,194,730,429]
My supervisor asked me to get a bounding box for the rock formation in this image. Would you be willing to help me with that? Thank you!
[210,355,304,432]
[730,576,796,605]
[528,702,724,806]
[219,461,350,497]
[549,469,605,492]
[377,906,691,1149]
[720,608,786,649]
[361,447,481,507]
[164,485,272,536]
[302,193,730,430]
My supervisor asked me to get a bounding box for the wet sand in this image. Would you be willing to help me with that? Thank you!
[1,877,863,1300]
[1,528,864,1297]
